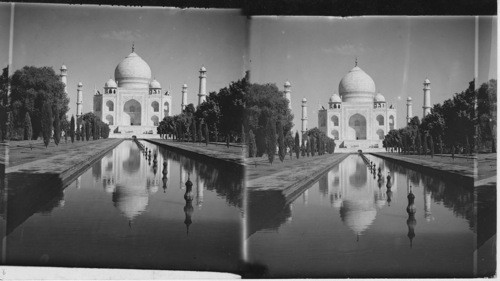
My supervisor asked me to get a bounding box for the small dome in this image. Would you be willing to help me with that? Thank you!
[284,81,291,87]
[182,84,187,88]
[149,79,161,89]
[200,66,207,72]
[407,96,412,101]
[329,93,342,103]
[424,78,431,84]
[105,79,117,88]
[374,93,386,102]
[77,82,83,87]
[339,66,376,103]
[61,65,67,70]
[302,97,307,102]
[114,52,152,89]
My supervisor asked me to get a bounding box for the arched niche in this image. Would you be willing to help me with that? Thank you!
[151,101,159,112]
[106,115,114,125]
[331,115,339,126]
[106,100,114,111]
[348,113,367,140]
[376,115,384,126]
[123,99,141,126]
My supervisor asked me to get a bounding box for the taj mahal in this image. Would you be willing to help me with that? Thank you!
[59,45,208,138]
[284,60,431,150]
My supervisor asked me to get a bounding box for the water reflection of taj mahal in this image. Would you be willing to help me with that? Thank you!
[315,155,434,240]
[84,142,206,223]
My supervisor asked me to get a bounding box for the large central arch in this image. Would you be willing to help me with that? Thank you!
[123,99,141,126]
[348,113,367,140]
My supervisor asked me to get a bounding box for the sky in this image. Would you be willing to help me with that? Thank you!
[5,3,248,117]
[249,16,497,131]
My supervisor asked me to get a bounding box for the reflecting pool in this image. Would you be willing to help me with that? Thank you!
[2,141,243,272]
[247,154,489,278]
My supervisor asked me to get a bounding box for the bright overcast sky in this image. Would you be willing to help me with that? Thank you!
[249,16,497,131]
[4,3,248,118]
[0,6,496,128]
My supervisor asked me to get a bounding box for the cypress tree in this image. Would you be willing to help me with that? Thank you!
[198,121,203,143]
[191,120,197,143]
[430,135,434,158]
[423,133,428,156]
[265,118,276,165]
[248,129,256,158]
[204,123,209,146]
[241,124,246,145]
[70,115,75,143]
[6,111,13,141]
[301,143,306,157]
[214,127,218,142]
[294,131,300,159]
[41,102,52,147]
[277,121,285,162]
[53,109,61,146]
[310,136,315,156]
[84,121,89,141]
[24,112,32,141]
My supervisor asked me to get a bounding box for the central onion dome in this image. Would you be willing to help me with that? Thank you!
[114,52,152,89]
[339,66,376,103]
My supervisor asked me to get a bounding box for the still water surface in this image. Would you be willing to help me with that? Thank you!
[248,154,479,278]
[3,141,243,272]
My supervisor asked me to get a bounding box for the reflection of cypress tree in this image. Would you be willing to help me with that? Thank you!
[159,146,244,209]
[184,176,194,235]
[406,187,417,248]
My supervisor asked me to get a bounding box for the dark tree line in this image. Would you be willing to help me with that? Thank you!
[383,79,497,155]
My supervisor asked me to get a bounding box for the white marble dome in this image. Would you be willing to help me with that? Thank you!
[105,78,117,88]
[374,93,385,102]
[114,52,152,89]
[149,79,161,89]
[339,66,376,103]
[329,93,342,103]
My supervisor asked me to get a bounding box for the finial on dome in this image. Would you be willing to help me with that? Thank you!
[132,42,135,52]
[355,57,358,67]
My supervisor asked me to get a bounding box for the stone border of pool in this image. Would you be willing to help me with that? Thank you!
[370,152,475,187]
[6,139,124,189]
[143,139,245,167]
[246,153,351,203]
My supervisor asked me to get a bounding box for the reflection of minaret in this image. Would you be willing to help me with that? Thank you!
[75,176,81,189]
[196,174,204,209]
[180,165,186,189]
[406,185,417,248]
[302,189,308,205]
[424,185,432,222]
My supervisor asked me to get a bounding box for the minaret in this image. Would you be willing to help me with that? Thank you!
[284,81,292,111]
[406,97,413,124]
[301,98,308,136]
[60,65,67,93]
[198,66,207,106]
[181,84,188,111]
[76,82,83,119]
[422,78,431,117]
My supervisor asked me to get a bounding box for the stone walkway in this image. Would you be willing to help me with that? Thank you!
[370,152,476,185]
[144,139,244,166]
[247,153,350,201]
[6,139,123,186]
